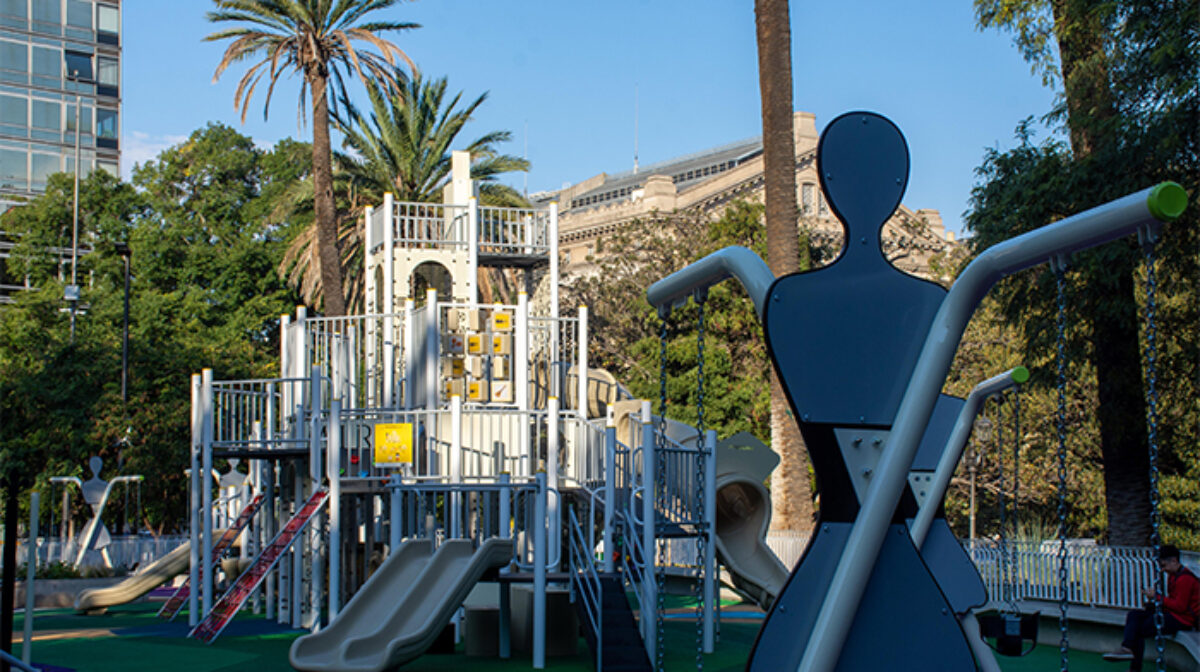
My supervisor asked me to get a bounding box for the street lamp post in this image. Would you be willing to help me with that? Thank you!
[64,52,93,342]
[114,242,130,404]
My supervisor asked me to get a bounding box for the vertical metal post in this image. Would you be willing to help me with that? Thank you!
[402,298,414,410]
[548,202,560,397]
[328,400,341,618]
[546,397,559,571]
[603,410,616,574]
[450,395,463,538]
[515,292,529,412]
[467,197,479,304]
[291,470,302,629]
[704,428,717,652]
[425,289,439,411]
[265,383,277,621]
[201,368,214,617]
[310,365,322,482]
[498,472,511,659]
[22,491,37,664]
[383,192,395,312]
[640,401,656,659]
[533,471,547,670]
[389,474,402,551]
[577,306,588,418]
[188,373,201,626]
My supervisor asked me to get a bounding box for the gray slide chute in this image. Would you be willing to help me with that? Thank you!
[75,540,192,613]
[289,537,514,672]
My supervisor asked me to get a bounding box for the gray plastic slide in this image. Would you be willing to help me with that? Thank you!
[75,540,192,613]
[712,433,791,609]
[290,537,514,672]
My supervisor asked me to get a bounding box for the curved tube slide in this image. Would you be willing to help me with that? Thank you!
[75,540,192,613]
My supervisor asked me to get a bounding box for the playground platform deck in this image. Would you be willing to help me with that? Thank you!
[9,600,1168,672]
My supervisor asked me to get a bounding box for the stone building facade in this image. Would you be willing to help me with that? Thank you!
[535,111,957,282]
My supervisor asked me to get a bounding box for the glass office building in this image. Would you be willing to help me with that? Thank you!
[0,0,121,213]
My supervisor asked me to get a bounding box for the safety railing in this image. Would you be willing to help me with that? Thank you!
[210,377,309,451]
[303,313,406,410]
[568,506,604,671]
[656,432,706,526]
[529,315,579,405]
[560,413,606,489]
[477,206,552,257]
[15,534,190,570]
[393,201,470,249]
[966,540,1163,610]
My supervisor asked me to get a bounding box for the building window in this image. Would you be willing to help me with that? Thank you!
[96,106,116,148]
[31,152,59,189]
[96,3,117,44]
[819,193,829,216]
[0,148,27,189]
[66,0,90,28]
[0,94,26,130]
[97,159,116,176]
[0,40,27,84]
[31,0,59,33]
[31,45,59,87]
[30,99,59,129]
[801,183,814,215]
[1,0,27,19]
[96,55,117,96]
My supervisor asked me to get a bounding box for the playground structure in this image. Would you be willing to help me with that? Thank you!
[645,111,1188,670]
[51,114,1188,672]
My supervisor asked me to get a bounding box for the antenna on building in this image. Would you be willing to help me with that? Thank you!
[523,119,528,198]
[633,84,639,174]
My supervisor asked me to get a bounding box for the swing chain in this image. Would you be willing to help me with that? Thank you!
[1142,239,1166,670]
[1055,266,1070,671]
[694,293,707,669]
[655,317,668,672]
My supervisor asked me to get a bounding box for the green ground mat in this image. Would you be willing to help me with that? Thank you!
[12,602,1182,672]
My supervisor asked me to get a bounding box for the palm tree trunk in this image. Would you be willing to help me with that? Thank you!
[755,0,813,532]
[311,71,347,317]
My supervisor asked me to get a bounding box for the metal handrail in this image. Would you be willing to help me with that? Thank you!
[568,506,603,670]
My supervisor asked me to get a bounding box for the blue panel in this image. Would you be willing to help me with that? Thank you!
[912,394,965,472]
[748,522,976,671]
[764,112,947,426]
[920,518,988,615]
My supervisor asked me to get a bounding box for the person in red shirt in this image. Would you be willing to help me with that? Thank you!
[1104,544,1199,670]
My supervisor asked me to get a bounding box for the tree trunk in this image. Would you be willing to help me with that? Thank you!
[311,71,347,317]
[755,0,813,532]
[1051,0,1149,544]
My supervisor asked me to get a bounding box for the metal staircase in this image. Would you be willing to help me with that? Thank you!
[190,488,328,643]
[159,493,265,621]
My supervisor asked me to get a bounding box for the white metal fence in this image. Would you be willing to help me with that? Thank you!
[13,535,189,571]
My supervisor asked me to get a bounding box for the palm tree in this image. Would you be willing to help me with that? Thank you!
[754,0,814,532]
[205,0,418,317]
[278,74,530,312]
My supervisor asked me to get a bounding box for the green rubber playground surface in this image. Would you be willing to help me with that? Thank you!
[11,601,1174,672]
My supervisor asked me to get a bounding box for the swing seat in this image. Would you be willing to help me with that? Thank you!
[977,611,1040,657]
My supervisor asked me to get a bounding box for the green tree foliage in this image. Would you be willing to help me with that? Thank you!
[0,125,300,532]
[967,0,1198,546]
[206,0,419,317]
[571,201,777,450]
[278,74,530,311]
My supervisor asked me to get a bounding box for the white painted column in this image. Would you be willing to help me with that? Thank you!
[640,401,656,658]
[450,395,463,538]
[188,373,201,626]
[328,400,341,618]
[265,383,276,621]
[533,471,547,670]
[467,196,479,304]
[401,298,414,410]
[515,292,529,412]
[383,192,395,312]
[200,368,214,617]
[425,288,439,411]
[577,305,588,418]
[548,202,559,397]
[603,410,616,574]
[546,396,559,572]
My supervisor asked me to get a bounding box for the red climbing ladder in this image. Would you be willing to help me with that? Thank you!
[158,493,266,621]
[189,488,328,644]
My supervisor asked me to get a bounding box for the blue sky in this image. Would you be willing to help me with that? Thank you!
[122,0,1058,235]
